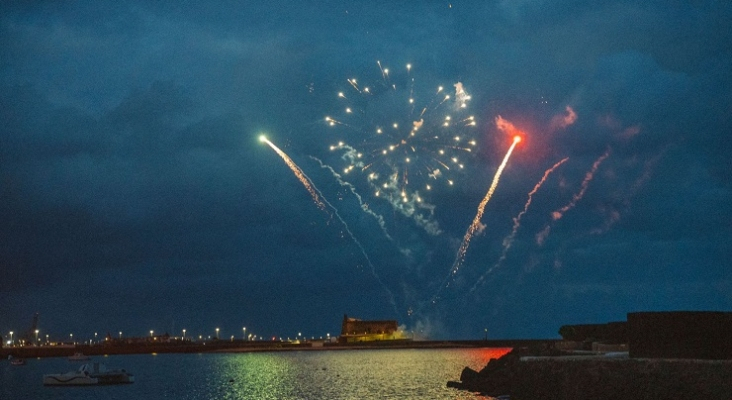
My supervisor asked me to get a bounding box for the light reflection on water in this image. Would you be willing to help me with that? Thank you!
[1,348,510,399]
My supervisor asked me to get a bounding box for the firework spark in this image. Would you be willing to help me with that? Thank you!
[470,157,569,293]
[325,61,479,225]
[309,155,395,243]
[260,135,325,210]
[261,135,399,316]
[434,132,522,301]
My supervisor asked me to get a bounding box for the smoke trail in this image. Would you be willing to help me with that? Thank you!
[331,143,443,236]
[549,106,578,131]
[261,137,400,316]
[591,146,666,235]
[309,156,395,243]
[551,147,611,221]
[470,157,569,293]
[433,135,521,302]
[536,147,611,246]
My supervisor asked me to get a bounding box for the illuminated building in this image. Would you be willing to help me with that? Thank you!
[339,314,401,343]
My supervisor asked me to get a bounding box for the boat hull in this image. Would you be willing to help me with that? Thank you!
[43,373,98,386]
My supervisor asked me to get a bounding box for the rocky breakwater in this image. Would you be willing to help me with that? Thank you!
[448,348,732,399]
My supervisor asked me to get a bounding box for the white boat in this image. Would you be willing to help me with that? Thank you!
[67,352,91,361]
[43,362,134,386]
[9,355,26,366]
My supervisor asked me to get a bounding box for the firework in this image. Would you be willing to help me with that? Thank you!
[324,61,479,216]
[470,157,569,293]
[260,135,325,210]
[261,135,399,315]
[309,155,395,243]
[434,132,522,301]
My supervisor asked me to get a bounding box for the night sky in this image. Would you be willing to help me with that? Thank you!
[2,1,730,342]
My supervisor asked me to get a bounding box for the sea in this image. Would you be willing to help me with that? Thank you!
[1,347,510,399]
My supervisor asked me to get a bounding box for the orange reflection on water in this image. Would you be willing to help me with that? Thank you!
[463,347,513,369]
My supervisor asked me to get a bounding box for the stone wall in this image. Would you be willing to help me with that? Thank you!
[628,311,732,359]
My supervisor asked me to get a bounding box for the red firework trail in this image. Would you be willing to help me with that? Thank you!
[432,135,521,302]
[536,147,611,246]
[470,157,569,293]
[552,148,611,221]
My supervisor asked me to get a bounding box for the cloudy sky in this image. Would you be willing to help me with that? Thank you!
[1,1,730,341]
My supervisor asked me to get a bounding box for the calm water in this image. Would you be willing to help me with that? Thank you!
[1,348,509,399]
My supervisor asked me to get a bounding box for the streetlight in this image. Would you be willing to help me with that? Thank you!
[94,332,97,344]
[119,331,122,339]
[9,331,13,346]
[45,334,49,344]
[242,327,246,340]
[70,333,73,344]
[182,329,186,339]
[35,329,39,344]
[215,328,220,340]
[150,330,154,338]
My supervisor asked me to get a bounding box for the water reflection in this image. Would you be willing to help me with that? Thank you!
[2,348,511,399]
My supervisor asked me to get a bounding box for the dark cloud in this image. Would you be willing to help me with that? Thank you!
[1,0,730,340]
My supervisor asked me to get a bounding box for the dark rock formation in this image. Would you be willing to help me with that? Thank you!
[448,348,732,399]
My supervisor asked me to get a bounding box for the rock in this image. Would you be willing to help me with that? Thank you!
[459,366,480,383]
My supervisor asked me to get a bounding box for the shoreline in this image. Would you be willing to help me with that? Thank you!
[1,339,551,359]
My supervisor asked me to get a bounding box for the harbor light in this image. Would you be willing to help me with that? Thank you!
[10,331,13,346]
[216,328,220,339]
[182,329,186,339]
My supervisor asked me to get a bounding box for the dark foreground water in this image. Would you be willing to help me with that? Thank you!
[1,347,510,399]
